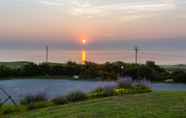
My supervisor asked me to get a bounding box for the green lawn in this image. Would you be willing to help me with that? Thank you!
[7,92,186,118]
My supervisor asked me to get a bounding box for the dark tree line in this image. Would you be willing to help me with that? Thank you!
[0,61,185,83]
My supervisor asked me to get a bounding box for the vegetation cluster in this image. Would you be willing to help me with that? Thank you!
[0,61,185,83]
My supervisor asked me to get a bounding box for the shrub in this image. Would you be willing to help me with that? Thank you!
[52,96,68,105]
[132,79,152,89]
[89,85,116,98]
[89,88,105,98]
[171,70,186,83]
[130,86,152,94]
[0,105,19,114]
[102,85,116,96]
[130,79,152,93]
[26,102,50,110]
[20,93,48,105]
[117,76,133,88]
[114,88,129,96]
[65,91,88,102]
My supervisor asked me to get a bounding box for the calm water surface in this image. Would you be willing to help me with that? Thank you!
[0,79,186,103]
[0,50,186,64]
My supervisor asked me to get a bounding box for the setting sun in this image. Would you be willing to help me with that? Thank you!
[82,39,86,45]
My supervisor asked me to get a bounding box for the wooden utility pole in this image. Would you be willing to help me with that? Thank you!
[134,46,139,64]
[45,45,48,63]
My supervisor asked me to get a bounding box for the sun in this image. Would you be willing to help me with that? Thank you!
[82,39,86,45]
[80,34,88,45]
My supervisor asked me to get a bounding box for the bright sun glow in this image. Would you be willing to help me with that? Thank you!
[82,39,86,45]
[80,34,88,45]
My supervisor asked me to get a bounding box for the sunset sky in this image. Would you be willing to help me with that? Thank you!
[0,0,186,64]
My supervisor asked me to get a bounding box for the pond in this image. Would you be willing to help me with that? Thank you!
[0,79,186,103]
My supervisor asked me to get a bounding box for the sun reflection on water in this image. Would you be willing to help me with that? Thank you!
[82,49,87,64]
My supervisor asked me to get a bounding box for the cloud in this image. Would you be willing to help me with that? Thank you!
[65,0,176,21]
[39,0,64,6]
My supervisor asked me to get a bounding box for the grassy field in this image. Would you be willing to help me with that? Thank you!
[6,92,186,118]
[0,61,31,69]
[161,64,186,72]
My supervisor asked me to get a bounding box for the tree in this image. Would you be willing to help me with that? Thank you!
[171,70,186,83]
[20,63,40,76]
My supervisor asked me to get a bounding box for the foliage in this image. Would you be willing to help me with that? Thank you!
[129,86,152,94]
[114,88,129,96]
[65,91,88,102]
[89,85,116,98]
[19,63,40,76]
[129,79,152,93]
[20,93,48,105]
[0,105,19,115]
[117,76,133,88]
[90,88,111,98]
[26,102,50,110]
[52,96,68,105]
[0,61,183,83]
[171,70,186,83]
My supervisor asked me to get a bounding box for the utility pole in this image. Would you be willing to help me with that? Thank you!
[45,45,48,63]
[134,46,139,64]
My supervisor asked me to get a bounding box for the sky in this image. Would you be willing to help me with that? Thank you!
[0,0,186,64]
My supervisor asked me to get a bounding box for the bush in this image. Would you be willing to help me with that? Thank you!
[130,79,152,93]
[20,93,48,105]
[26,102,50,110]
[52,96,68,105]
[65,91,88,102]
[0,105,19,114]
[130,86,152,94]
[132,79,151,89]
[89,85,116,98]
[117,76,133,88]
[171,70,186,83]
[89,88,105,98]
[114,88,129,96]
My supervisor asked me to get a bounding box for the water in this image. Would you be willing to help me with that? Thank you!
[152,83,186,91]
[0,79,116,103]
[0,79,186,103]
[0,49,186,65]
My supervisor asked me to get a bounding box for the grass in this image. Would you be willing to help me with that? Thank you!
[0,61,31,69]
[161,64,186,72]
[4,92,186,118]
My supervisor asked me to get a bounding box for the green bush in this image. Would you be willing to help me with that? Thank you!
[0,105,19,114]
[117,77,133,88]
[89,88,105,98]
[129,85,152,94]
[52,96,68,105]
[20,93,48,105]
[26,102,50,110]
[65,91,88,102]
[171,70,186,83]
[114,88,129,96]
[89,87,115,98]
